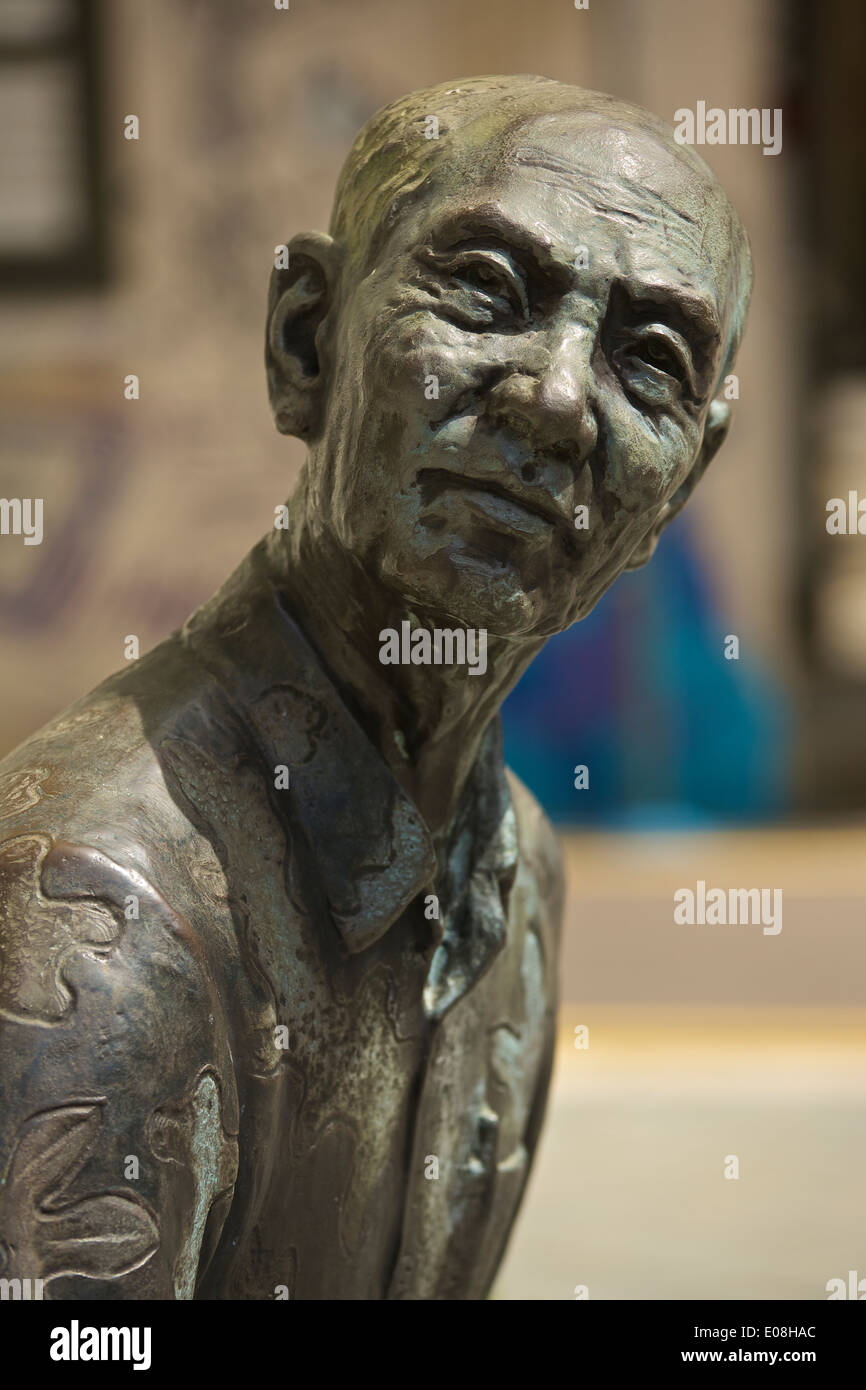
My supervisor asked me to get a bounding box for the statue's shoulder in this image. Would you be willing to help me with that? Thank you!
[0,633,241,1149]
[0,634,222,1016]
[504,766,565,938]
[0,639,241,1297]
[0,630,216,845]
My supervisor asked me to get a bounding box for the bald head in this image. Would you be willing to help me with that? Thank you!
[329,74,751,373]
[267,75,753,639]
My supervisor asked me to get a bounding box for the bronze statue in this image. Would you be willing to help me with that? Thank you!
[0,76,751,1299]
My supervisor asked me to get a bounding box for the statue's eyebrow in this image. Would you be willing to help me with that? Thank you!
[607,278,722,395]
[427,214,722,323]
[616,280,722,347]
[424,210,724,374]
[426,209,574,279]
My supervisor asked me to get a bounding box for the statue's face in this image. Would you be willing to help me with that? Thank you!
[313,113,737,638]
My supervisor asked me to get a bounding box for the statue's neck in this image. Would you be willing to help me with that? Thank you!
[267,476,539,839]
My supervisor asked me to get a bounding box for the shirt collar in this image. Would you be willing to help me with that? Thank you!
[181,539,516,979]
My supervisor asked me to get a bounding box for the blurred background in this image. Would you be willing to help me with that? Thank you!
[0,0,864,1298]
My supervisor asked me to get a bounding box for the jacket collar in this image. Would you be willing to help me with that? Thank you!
[181,539,516,976]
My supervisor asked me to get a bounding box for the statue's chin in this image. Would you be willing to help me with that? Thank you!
[384,547,550,641]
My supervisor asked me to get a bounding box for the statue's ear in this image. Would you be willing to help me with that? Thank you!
[266,232,344,441]
[625,398,731,571]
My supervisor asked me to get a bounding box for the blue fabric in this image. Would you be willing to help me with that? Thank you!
[501,520,790,827]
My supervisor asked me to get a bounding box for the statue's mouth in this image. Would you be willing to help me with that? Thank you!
[417,466,580,552]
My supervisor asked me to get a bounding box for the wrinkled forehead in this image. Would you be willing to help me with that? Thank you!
[406,108,739,324]
[503,111,724,220]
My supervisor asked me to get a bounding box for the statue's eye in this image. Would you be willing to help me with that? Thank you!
[610,323,695,409]
[631,334,686,380]
[451,254,528,318]
[456,261,505,292]
[424,248,529,324]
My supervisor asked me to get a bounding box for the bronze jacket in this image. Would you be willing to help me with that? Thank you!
[0,538,563,1299]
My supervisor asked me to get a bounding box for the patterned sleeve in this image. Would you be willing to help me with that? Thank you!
[0,830,239,1300]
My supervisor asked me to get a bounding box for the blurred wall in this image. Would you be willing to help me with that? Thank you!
[3,0,864,1306]
[0,0,798,775]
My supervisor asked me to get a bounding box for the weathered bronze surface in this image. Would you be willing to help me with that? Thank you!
[0,76,750,1299]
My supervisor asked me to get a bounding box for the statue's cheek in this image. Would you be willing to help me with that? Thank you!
[363,310,495,399]
[600,395,696,508]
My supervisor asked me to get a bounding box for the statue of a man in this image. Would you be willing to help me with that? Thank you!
[0,76,751,1300]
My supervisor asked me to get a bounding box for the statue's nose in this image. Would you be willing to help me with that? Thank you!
[484,329,598,460]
